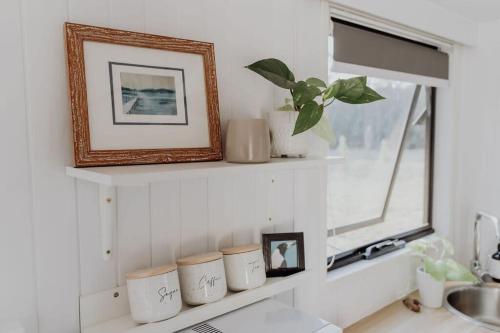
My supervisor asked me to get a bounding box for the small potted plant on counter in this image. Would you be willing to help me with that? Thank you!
[410,237,478,308]
[245,58,384,157]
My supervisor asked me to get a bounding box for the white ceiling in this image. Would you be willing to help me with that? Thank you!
[427,0,500,22]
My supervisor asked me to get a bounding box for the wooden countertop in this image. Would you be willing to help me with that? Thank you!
[345,292,493,333]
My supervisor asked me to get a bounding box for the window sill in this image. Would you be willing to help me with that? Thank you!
[326,233,438,284]
[328,226,434,271]
[327,247,411,283]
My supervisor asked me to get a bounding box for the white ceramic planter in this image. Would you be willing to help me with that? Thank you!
[416,267,445,308]
[177,252,227,305]
[126,264,182,323]
[222,244,266,291]
[268,111,309,157]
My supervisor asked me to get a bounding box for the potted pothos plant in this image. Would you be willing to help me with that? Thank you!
[245,58,384,157]
[410,237,477,308]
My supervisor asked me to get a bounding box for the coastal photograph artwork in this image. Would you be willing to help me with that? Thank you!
[109,62,188,125]
[120,72,177,116]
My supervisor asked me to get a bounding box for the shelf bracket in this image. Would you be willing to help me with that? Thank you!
[99,185,116,261]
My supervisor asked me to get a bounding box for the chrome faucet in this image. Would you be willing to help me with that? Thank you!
[471,212,500,283]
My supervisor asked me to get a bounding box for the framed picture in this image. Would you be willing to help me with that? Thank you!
[65,23,222,167]
[262,232,305,277]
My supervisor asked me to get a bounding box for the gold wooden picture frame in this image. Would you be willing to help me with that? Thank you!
[65,22,222,167]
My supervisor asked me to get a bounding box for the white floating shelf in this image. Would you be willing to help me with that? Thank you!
[83,270,311,333]
[67,157,342,186]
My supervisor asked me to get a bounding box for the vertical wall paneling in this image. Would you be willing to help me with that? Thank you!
[68,2,114,330]
[268,170,294,233]
[9,0,333,330]
[77,180,117,295]
[150,181,182,266]
[117,186,151,285]
[255,172,275,239]
[144,0,180,37]
[3,0,478,329]
[203,0,233,137]
[68,0,110,26]
[232,173,259,245]
[177,0,207,41]
[271,0,297,108]
[180,178,209,257]
[293,166,328,315]
[266,170,295,306]
[109,0,145,32]
[207,176,234,251]
[225,0,274,119]
[0,1,38,332]
[295,0,325,80]
[21,0,81,330]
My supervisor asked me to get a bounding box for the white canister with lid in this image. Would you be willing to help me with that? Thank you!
[177,252,227,305]
[126,264,182,323]
[222,244,266,291]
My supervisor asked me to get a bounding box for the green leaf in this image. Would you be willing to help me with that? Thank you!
[339,76,366,100]
[323,76,385,104]
[292,81,322,107]
[245,58,296,89]
[306,77,327,88]
[277,98,295,111]
[323,82,340,101]
[293,102,323,136]
[424,258,447,282]
[445,259,478,283]
[277,104,295,111]
[411,236,477,283]
[409,239,431,254]
[344,86,385,104]
[292,81,308,105]
[311,115,336,144]
[323,76,365,102]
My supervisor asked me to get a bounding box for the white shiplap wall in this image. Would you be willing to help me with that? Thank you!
[2,0,475,331]
[1,0,328,332]
[0,2,38,333]
[77,165,327,328]
[77,172,296,297]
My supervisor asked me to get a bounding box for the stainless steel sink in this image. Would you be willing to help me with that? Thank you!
[444,285,500,331]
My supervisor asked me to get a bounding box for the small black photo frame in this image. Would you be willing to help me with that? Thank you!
[262,232,305,277]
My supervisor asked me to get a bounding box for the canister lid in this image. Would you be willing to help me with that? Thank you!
[126,264,177,280]
[221,244,261,255]
[176,251,223,266]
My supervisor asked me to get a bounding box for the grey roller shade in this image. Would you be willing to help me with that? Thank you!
[333,21,449,80]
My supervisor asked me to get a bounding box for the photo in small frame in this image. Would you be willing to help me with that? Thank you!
[262,232,305,277]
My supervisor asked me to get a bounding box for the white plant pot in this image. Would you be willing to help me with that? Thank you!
[416,267,445,308]
[268,111,309,157]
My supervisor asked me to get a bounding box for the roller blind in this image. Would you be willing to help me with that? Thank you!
[332,19,449,87]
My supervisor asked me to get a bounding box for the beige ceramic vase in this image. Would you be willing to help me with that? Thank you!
[225,119,271,163]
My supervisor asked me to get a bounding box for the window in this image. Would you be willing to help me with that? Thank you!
[326,19,443,269]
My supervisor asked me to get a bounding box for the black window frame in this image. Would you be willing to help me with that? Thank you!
[327,18,436,270]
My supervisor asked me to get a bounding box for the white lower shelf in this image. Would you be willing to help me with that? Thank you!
[83,270,311,333]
